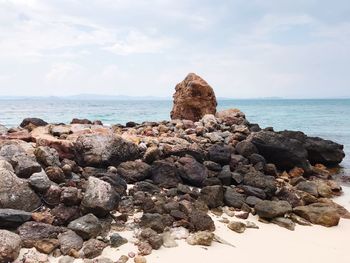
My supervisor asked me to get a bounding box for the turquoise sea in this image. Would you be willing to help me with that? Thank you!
[0,99,349,170]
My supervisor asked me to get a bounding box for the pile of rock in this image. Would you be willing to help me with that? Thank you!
[0,74,348,263]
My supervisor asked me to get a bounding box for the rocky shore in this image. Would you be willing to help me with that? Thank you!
[0,74,348,263]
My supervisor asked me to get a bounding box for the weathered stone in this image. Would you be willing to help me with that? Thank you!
[243,170,277,197]
[51,204,80,226]
[20,118,48,129]
[150,160,182,188]
[139,213,165,233]
[255,200,292,219]
[68,214,102,240]
[74,133,140,167]
[117,160,151,183]
[224,187,245,208]
[208,144,231,165]
[34,146,61,167]
[227,221,246,233]
[110,233,128,248]
[199,185,224,208]
[295,181,319,197]
[0,167,41,212]
[0,230,21,263]
[186,231,214,246]
[235,140,258,158]
[45,166,66,184]
[81,176,119,217]
[177,156,208,186]
[189,210,215,232]
[294,203,340,227]
[17,221,65,248]
[60,187,82,206]
[28,171,53,193]
[271,217,295,231]
[139,228,163,249]
[34,239,60,254]
[170,73,217,121]
[80,239,107,259]
[58,230,84,255]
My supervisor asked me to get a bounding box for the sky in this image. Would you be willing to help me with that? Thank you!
[0,0,349,98]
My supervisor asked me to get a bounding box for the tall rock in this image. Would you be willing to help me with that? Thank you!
[170,73,217,121]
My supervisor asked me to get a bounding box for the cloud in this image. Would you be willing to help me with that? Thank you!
[46,62,83,81]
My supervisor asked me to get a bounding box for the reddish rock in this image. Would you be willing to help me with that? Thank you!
[170,73,217,121]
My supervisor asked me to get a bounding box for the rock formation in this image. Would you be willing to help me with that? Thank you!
[170,73,217,121]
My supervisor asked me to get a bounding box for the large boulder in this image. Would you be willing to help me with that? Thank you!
[176,156,208,187]
[0,167,41,212]
[294,203,340,227]
[170,73,217,121]
[81,176,119,216]
[74,133,140,167]
[0,230,21,263]
[249,131,311,172]
[278,130,345,166]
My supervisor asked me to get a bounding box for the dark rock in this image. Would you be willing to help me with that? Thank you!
[189,210,215,232]
[235,140,258,157]
[20,117,48,128]
[227,221,246,233]
[255,200,292,219]
[0,167,41,212]
[117,160,151,183]
[245,196,262,207]
[238,185,266,199]
[74,133,140,167]
[51,204,80,226]
[139,213,165,233]
[110,233,128,248]
[177,156,208,186]
[224,187,245,208]
[150,160,182,188]
[248,153,266,165]
[229,154,248,170]
[170,73,217,121]
[81,176,119,217]
[293,203,340,227]
[17,221,65,248]
[43,184,62,207]
[0,208,32,228]
[45,166,65,184]
[276,187,303,207]
[139,228,163,250]
[80,239,107,259]
[243,169,277,197]
[203,161,222,171]
[0,230,21,263]
[34,146,61,167]
[68,214,102,240]
[98,172,127,196]
[199,185,224,208]
[58,230,84,255]
[71,118,92,125]
[231,172,244,185]
[202,177,222,186]
[249,130,311,172]
[207,144,231,165]
[133,181,160,194]
[218,165,232,186]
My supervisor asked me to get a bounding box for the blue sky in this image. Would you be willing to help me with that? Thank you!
[0,0,349,98]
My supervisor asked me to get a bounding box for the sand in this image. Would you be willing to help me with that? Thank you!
[36,186,350,263]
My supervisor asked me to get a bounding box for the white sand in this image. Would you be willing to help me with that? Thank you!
[44,186,350,263]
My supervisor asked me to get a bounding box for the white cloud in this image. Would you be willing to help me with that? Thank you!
[46,62,82,81]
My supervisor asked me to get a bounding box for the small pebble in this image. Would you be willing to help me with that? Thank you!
[134,255,147,263]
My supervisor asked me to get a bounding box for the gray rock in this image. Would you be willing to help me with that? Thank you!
[239,185,266,199]
[207,144,231,165]
[243,169,277,197]
[68,213,102,240]
[296,181,319,197]
[235,140,258,157]
[150,160,182,188]
[80,239,107,259]
[0,167,41,212]
[255,200,292,219]
[0,208,32,228]
[110,233,128,248]
[74,133,140,167]
[139,213,165,233]
[271,217,295,231]
[34,146,61,167]
[58,230,84,255]
[227,221,246,233]
[29,171,53,193]
[81,176,119,217]
[224,187,245,208]
[0,230,21,263]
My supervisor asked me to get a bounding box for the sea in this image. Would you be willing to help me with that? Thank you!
[0,98,349,171]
